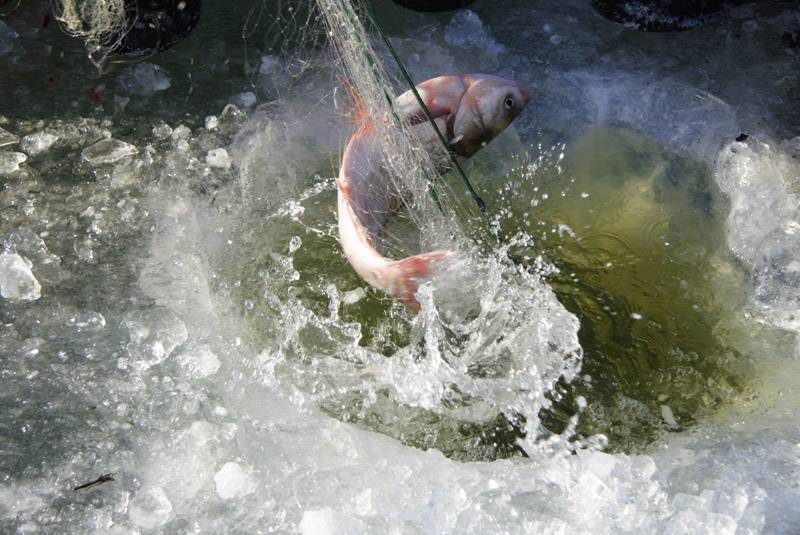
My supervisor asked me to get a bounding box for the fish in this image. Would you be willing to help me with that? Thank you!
[337,74,531,312]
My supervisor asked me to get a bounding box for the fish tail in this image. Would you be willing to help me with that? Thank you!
[389,250,452,312]
[337,76,371,128]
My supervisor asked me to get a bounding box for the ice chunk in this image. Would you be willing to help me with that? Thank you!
[342,287,366,305]
[0,151,26,175]
[81,138,138,165]
[0,21,23,59]
[0,126,18,147]
[213,462,255,499]
[123,307,188,371]
[752,250,800,309]
[175,343,221,378]
[579,450,618,479]
[139,253,214,318]
[0,253,41,301]
[116,63,171,97]
[444,10,505,70]
[661,404,679,427]
[444,10,505,53]
[128,487,173,529]
[206,148,232,169]
[19,131,58,156]
[4,226,62,284]
[714,137,800,312]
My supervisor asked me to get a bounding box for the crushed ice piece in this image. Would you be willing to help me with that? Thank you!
[444,10,505,52]
[128,487,173,529]
[0,20,23,59]
[342,287,367,305]
[752,250,800,309]
[81,138,138,165]
[206,148,232,169]
[175,344,221,378]
[123,307,188,371]
[116,63,171,97]
[580,450,617,479]
[205,115,218,130]
[0,126,18,147]
[152,122,173,139]
[3,226,62,284]
[213,462,255,499]
[0,151,26,175]
[0,253,41,301]
[19,131,58,156]
[661,404,679,427]
[171,124,191,140]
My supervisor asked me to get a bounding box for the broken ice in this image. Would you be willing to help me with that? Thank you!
[213,462,256,499]
[81,138,138,165]
[116,63,172,97]
[122,307,188,372]
[128,486,173,529]
[0,151,26,175]
[19,131,58,156]
[0,126,19,147]
[206,148,232,169]
[0,253,41,301]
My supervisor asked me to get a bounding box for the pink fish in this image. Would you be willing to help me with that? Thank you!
[337,74,530,312]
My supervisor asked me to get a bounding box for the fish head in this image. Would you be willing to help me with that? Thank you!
[449,75,530,158]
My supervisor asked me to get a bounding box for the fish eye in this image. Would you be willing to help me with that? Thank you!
[504,96,516,111]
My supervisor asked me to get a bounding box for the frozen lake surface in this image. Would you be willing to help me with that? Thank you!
[1,0,799,533]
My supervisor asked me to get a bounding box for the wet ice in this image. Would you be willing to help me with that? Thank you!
[0,252,40,301]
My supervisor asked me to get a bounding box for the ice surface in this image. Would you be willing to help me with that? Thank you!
[0,253,41,301]
[115,63,172,97]
[81,138,138,165]
[0,151,26,175]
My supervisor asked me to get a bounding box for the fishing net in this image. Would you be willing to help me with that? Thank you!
[53,0,128,67]
[243,0,489,259]
[231,0,586,458]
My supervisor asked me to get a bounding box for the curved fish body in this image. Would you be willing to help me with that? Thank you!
[338,74,530,312]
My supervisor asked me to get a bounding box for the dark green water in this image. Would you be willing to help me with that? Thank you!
[490,127,754,452]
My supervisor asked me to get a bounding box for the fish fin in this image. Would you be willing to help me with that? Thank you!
[337,76,372,128]
[390,250,452,313]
